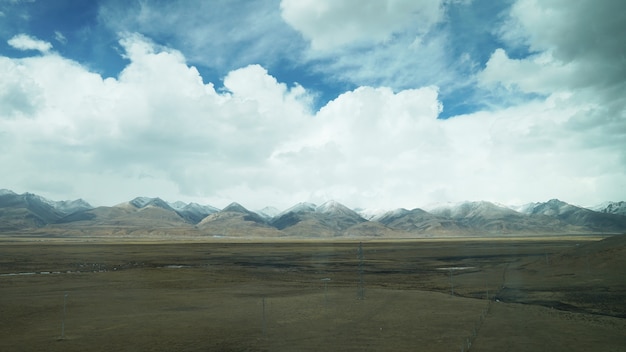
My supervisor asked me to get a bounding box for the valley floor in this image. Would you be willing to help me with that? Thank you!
[0,237,624,351]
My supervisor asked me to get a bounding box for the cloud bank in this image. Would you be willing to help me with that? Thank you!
[280,0,444,50]
[0,0,624,210]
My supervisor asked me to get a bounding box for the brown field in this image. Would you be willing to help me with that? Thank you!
[1,235,624,351]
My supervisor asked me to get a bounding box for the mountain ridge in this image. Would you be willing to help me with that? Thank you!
[1,190,625,237]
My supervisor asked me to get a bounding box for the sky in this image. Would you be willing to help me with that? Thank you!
[0,0,625,211]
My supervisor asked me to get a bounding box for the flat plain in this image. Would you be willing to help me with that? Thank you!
[1,235,624,351]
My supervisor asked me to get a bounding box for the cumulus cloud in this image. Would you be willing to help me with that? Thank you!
[479,0,626,138]
[473,0,626,205]
[280,0,444,50]
[223,64,312,117]
[491,0,626,95]
[0,57,44,117]
[96,0,478,105]
[0,34,314,206]
[278,0,482,106]
[479,48,576,94]
[503,0,626,68]
[7,33,52,52]
[0,27,624,209]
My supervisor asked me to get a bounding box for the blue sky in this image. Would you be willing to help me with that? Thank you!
[1,0,518,115]
[0,0,625,210]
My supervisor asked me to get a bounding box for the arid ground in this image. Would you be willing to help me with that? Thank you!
[1,235,624,351]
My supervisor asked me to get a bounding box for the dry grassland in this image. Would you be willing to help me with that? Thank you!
[1,237,624,351]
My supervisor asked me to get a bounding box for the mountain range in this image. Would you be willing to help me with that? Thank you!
[1,189,625,238]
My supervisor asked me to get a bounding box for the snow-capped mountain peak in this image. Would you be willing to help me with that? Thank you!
[167,201,219,214]
[356,207,392,220]
[592,201,626,216]
[168,201,188,211]
[316,200,351,214]
[129,197,154,208]
[371,208,411,222]
[277,202,317,217]
[257,206,280,219]
[52,199,93,214]
[184,202,219,213]
[221,202,250,213]
[508,202,538,214]
[529,199,577,216]
[428,201,517,219]
[0,189,17,196]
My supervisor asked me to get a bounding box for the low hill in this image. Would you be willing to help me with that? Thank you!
[0,190,82,230]
[55,201,190,229]
[197,202,282,237]
[374,208,463,234]
[525,199,626,232]
[270,201,366,237]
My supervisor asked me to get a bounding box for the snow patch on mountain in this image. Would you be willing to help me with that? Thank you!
[428,201,508,218]
[277,202,317,217]
[221,202,250,214]
[316,200,354,215]
[168,201,189,211]
[168,201,219,213]
[508,203,537,214]
[257,206,280,219]
[0,189,17,196]
[528,199,577,216]
[371,208,410,222]
[184,202,219,213]
[129,197,154,208]
[52,199,93,214]
[9,191,93,215]
[592,201,626,216]
[356,207,391,220]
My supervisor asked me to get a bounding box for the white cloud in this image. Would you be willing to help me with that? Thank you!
[478,0,626,163]
[503,0,626,60]
[0,34,315,207]
[7,33,52,53]
[223,64,312,118]
[0,32,624,210]
[479,48,576,94]
[471,0,626,206]
[280,0,444,50]
[279,0,477,100]
[497,0,626,93]
[0,57,45,117]
[97,0,469,99]
[54,30,67,44]
[98,0,302,72]
[267,81,625,209]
